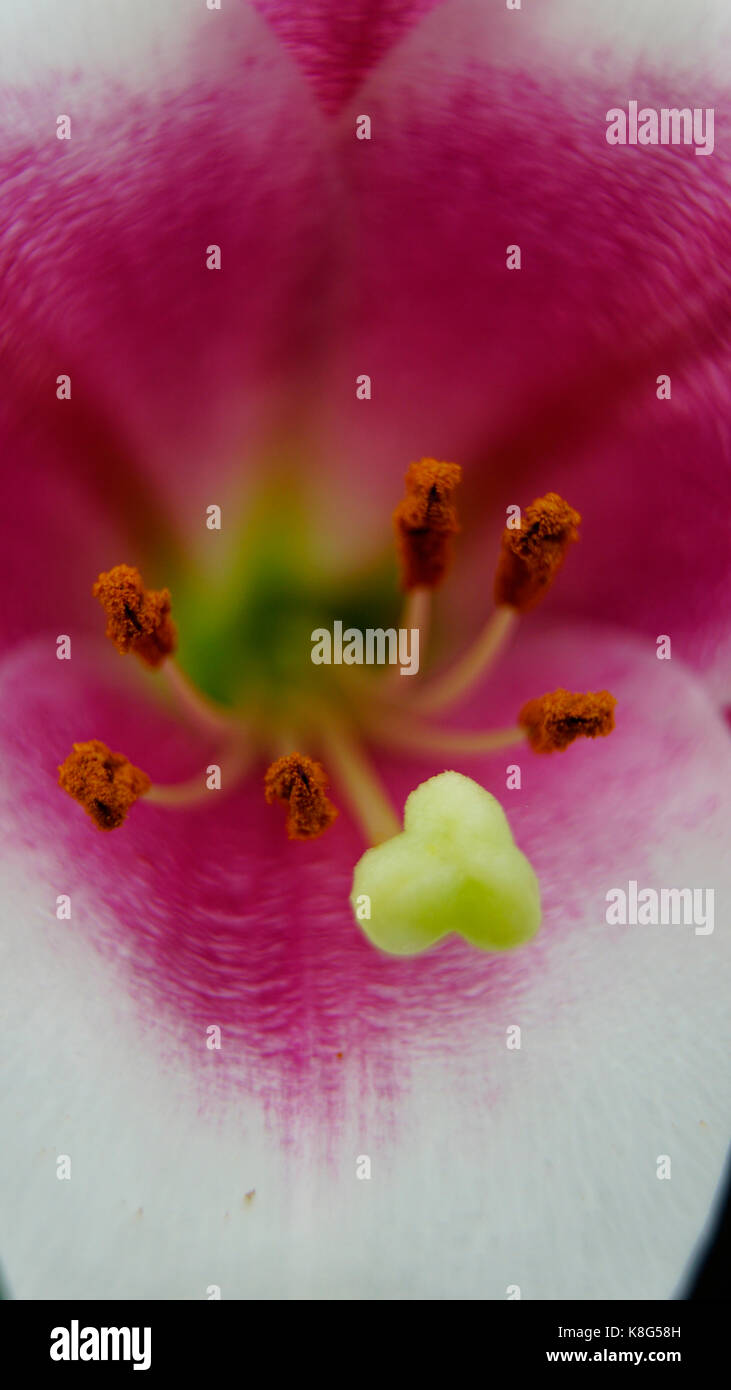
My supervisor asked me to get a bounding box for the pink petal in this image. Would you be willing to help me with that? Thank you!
[4,0,728,677]
[0,2,335,644]
[252,0,443,112]
[1,619,727,1125]
[306,1,730,675]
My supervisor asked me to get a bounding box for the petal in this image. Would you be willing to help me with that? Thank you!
[528,410,731,697]
[0,0,336,638]
[252,0,442,112]
[304,0,730,671]
[3,408,132,650]
[1,620,729,1296]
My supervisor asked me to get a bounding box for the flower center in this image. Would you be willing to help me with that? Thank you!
[172,526,396,715]
[57,462,618,956]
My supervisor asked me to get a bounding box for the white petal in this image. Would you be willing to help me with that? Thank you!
[0,0,206,87]
[1,631,729,1298]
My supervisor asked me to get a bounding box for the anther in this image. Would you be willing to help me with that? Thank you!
[264,753,339,840]
[494,493,580,612]
[518,689,617,753]
[93,564,177,667]
[393,458,462,590]
[58,739,151,829]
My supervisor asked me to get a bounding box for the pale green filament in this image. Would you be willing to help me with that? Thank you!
[351,771,541,956]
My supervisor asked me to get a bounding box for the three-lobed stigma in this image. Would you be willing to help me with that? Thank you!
[351,772,541,955]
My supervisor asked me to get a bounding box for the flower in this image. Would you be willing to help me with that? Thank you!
[1,0,729,1300]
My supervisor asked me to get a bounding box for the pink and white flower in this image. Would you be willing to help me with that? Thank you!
[1,0,729,1299]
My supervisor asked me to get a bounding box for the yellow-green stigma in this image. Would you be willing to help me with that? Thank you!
[351,772,541,956]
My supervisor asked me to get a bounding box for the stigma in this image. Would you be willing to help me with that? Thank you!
[518,690,617,753]
[58,740,151,829]
[351,772,541,955]
[264,754,339,840]
[393,458,462,589]
[494,493,580,611]
[93,564,177,667]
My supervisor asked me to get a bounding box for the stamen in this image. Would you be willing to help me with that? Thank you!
[318,718,401,846]
[494,493,580,612]
[366,709,526,756]
[413,492,579,714]
[161,659,240,736]
[399,584,432,663]
[145,742,252,807]
[393,458,462,590]
[58,739,150,829]
[518,689,617,753]
[264,753,339,840]
[93,564,177,667]
[415,605,517,714]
